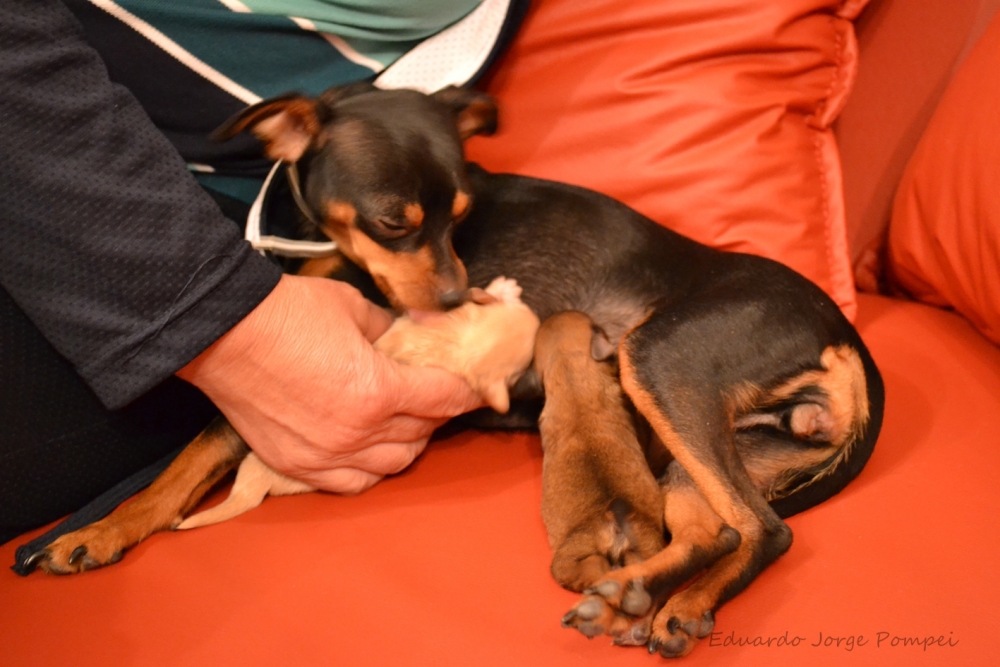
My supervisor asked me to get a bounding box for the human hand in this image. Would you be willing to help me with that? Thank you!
[177,274,483,494]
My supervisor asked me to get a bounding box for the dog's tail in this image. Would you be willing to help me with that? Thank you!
[737,342,885,519]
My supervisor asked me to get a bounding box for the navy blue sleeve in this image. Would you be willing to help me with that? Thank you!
[0,0,283,409]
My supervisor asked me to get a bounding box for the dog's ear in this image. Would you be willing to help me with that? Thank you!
[212,94,320,162]
[431,86,498,140]
[212,83,378,161]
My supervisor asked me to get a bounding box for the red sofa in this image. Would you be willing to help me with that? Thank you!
[4,1,1000,665]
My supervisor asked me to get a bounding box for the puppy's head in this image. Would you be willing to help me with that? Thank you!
[214,84,497,311]
[375,277,539,414]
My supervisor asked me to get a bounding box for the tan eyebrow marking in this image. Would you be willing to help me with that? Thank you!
[452,191,471,219]
[404,203,425,227]
[326,200,357,227]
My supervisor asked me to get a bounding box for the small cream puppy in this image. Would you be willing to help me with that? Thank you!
[178,277,539,529]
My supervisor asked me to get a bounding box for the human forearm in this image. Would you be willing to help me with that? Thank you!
[0,0,281,409]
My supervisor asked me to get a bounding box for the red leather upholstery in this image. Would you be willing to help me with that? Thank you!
[3,293,998,665]
[5,1,999,665]
[887,10,1000,346]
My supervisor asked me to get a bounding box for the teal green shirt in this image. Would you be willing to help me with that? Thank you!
[112,0,484,100]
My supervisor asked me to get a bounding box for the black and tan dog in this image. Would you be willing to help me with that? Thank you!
[26,84,884,658]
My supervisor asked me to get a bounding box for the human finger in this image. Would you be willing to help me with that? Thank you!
[337,439,430,477]
[343,411,448,453]
[297,466,385,495]
[391,364,484,418]
[336,283,394,342]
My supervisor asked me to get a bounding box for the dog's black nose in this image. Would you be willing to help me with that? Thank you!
[440,290,466,310]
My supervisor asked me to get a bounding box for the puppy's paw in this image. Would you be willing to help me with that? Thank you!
[585,574,652,617]
[647,598,715,658]
[562,595,616,638]
[27,523,132,575]
[484,276,522,303]
[562,594,658,647]
[612,613,654,647]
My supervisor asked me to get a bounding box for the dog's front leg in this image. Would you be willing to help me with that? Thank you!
[29,417,248,574]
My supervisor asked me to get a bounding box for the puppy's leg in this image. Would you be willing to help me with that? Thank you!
[554,503,664,643]
[177,452,313,530]
[32,417,248,574]
[535,312,665,642]
[567,462,741,644]
[536,314,665,595]
[617,319,793,658]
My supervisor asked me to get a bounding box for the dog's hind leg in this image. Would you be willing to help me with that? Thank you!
[615,316,794,657]
[30,417,248,574]
[572,462,740,603]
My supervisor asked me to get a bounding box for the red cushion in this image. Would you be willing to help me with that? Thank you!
[836,0,998,288]
[466,0,865,319]
[886,10,1000,346]
[4,294,1000,665]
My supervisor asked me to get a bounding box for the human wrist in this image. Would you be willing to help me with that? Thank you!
[176,274,293,392]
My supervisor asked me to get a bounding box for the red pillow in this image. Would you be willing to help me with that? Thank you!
[887,10,1000,346]
[467,0,866,319]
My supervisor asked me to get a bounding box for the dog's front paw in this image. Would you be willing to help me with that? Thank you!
[647,597,715,658]
[585,573,652,617]
[27,523,131,575]
[562,595,616,638]
[562,594,657,647]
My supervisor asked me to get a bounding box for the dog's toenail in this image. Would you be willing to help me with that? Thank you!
[697,610,715,638]
[68,546,88,566]
[561,610,577,627]
[23,549,50,572]
[667,616,681,635]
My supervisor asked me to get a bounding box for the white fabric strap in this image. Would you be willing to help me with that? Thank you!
[244,161,339,258]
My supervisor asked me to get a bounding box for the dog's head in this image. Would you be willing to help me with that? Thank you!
[215,83,497,311]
